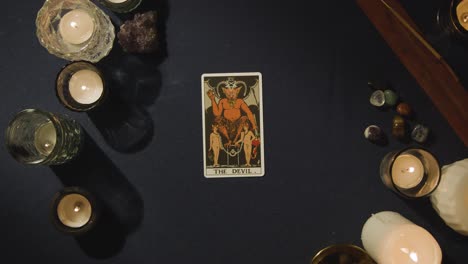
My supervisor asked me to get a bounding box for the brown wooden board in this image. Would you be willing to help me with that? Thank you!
[357,0,468,146]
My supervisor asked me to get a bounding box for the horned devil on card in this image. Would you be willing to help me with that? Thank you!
[202,73,264,178]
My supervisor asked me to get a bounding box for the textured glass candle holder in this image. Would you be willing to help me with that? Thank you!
[51,187,99,235]
[56,61,107,111]
[5,109,83,165]
[36,0,115,63]
[380,148,441,198]
[98,0,142,13]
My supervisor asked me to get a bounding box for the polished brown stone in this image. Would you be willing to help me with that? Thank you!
[392,115,406,138]
[396,102,412,116]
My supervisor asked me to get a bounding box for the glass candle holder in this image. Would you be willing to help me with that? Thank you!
[311,244,376,264]
[5,109,83,165]
[36,0,115,63]
[380,148,441,198]
[51,187,99,235]
[98,0,142,13]
[437,0,468,42]
[56,61,107,111]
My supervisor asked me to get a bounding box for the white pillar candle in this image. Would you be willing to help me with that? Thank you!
[57,193,92,228]
[362,211,442,264]
[431,158,468,235]
[392,154,424,189]
[68,69,104,105]
[34,121,57,156]
[58,9,95,45]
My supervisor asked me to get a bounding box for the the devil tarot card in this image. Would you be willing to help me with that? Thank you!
[202,73,265,178]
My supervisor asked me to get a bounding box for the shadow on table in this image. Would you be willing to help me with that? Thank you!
[50,132,144,259]
[89,0,169,153]
[402,198,468,263]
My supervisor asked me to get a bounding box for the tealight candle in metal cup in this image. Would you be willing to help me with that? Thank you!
[5,109,83,165]
[380,148,441,198]
[98,0,143,13]
[311,244,376,264]
[56,61,107,112]
[51,187,99,235]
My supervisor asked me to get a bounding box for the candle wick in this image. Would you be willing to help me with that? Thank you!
[74,202,82,212]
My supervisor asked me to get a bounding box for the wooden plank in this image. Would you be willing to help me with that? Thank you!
[357,0,468,146]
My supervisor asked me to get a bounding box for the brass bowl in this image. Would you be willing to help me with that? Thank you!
[311,244,376,264]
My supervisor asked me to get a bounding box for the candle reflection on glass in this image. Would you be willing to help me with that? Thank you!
[34,121,57,156]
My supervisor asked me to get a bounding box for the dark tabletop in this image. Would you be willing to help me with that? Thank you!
[0,0,467,263]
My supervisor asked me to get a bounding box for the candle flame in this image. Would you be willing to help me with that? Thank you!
[70,21,78,29]
[409,167,415,173]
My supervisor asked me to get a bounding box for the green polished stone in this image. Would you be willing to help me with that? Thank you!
[384,90,399,106]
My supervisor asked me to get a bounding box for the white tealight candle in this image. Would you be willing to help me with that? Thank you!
[457,1,468,31]
[34,121,57,156]
[392,154,424,189]
[68,69,104,105]
[107,0,128,3]
[362,211,442,264]
[57,193,92,228]
[59,9,95,45]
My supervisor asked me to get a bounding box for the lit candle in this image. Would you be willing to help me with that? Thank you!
[68,69,104,105]
[431,158,468,236]
[57,193,93,228]
[107,0,128,3]
[457,0,468,31]
[362,211,442,264]
[392,154,424,189]
[380,148,440,198]
[58,9,95,45]
[34,121,56,156]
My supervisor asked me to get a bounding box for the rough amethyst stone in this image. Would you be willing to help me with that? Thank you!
[118,11,158,53]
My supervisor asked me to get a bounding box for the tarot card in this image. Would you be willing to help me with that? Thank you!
[202,72,265,178]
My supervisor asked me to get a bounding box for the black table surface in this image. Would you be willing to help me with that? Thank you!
[1,0,467,263]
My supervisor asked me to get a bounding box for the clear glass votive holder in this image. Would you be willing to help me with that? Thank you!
[437,0,468,42]
[5,109,83,165]
[311,244,376,264]
[36,0,115,63]
[380,148,441,198]
[56,61,107,111]
[98,0,143,13]
[51,187,99,235]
